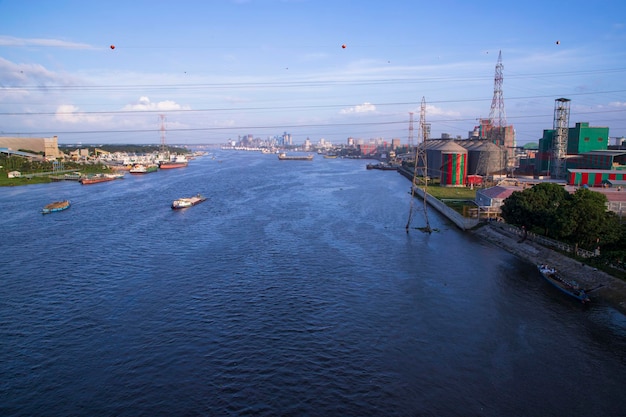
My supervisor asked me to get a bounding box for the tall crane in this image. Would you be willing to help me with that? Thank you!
[406,97,431,233]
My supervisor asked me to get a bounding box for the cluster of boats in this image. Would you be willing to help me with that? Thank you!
[42,154,205,214]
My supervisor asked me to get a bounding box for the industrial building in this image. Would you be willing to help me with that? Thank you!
[0,136,62,159]
[535,122,610,177]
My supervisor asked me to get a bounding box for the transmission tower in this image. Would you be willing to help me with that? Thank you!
[407,112,415,150]
[551,98,570,179]
[159,114,168,155]
[406,97,431,233]
[488,50,507,146]
[477,50,508,180]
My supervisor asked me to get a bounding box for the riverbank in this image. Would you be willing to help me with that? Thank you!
[473,222,626,314]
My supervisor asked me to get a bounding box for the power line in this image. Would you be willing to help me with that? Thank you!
[2,90,626,116]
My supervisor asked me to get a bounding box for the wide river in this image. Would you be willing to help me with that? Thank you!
[1,151,625,416]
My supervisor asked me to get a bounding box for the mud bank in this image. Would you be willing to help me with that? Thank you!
[473,223,626,314]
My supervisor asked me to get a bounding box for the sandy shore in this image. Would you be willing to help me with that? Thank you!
[472,223,626,314]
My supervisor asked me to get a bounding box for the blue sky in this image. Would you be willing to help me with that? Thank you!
[1,0,625,146]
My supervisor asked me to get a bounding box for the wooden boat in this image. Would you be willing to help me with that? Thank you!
[42,200,70,214]
[537,264,591,304]
[171,194,207,209]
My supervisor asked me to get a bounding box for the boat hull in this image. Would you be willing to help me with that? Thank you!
[159,162,188,169]
[42,200,70,214]
[129,164,158,174]
[171,194,207,209]
[277,153,313,161]
[80,175,122,184]
[537,265,590,303]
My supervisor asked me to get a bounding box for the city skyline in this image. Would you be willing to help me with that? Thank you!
[1,0,625,146]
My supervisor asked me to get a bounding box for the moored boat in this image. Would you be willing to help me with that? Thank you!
[129,163,158,174]
[537,264,591,304]
[171,193,207,209]
[366,162,399,171]
[159,155,188,169]
[80,173,124,184]
[278,152,313,161]
[42,200,70,214]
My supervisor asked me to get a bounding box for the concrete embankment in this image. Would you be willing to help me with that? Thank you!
[398,168,626,312]
[473,223,626,314]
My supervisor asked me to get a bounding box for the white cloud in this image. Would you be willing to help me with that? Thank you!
[0,35,94,49]
[55,104,111,124]
[340,102,376,115]
[424,104,461,117]
[122,96,190,111]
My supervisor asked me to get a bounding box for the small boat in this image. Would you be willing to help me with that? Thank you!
[537,264,591,304]
[277,152,313,161]
[172,193,207,209]
[366,162,399,171]
[159,155,188,169]
[129,163,158,174]
[42,200,70,214]
[79,173,124,184]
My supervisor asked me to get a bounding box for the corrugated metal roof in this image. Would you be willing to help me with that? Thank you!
[478,185,517,199]
[439,141,467,153]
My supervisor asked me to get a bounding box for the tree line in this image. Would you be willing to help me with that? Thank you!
[500,182,626,265]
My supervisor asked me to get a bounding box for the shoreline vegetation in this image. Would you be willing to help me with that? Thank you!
[473,223,626,314]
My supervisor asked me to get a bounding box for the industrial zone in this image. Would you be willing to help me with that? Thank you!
[2,51,626,218]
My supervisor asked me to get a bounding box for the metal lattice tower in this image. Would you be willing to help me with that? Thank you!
[488,50,507,146]
[406,97,431,233]
[552,98,570,179]
[159,114,168,155]
[407,112,414,150]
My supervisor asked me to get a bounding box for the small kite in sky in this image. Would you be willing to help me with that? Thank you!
[556,40,560,45]
[110,45,115,50]
[341,44,346,49]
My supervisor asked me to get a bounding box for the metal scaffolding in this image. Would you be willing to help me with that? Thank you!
[551,98,570,179]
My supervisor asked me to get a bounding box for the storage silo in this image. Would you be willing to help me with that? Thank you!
[439,141,468,187]
[425,140,444,180]
[474,141,505,176]
[464,140,484,174]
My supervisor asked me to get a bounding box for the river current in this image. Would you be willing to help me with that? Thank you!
[1,151,625,416]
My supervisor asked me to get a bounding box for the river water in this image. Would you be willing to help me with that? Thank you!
[1,151,625,417]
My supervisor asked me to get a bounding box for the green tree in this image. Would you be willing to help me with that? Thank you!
[500,182,569,236]
[556,188,621,250]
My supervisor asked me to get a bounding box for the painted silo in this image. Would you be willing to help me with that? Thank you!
[439,141,467,187]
